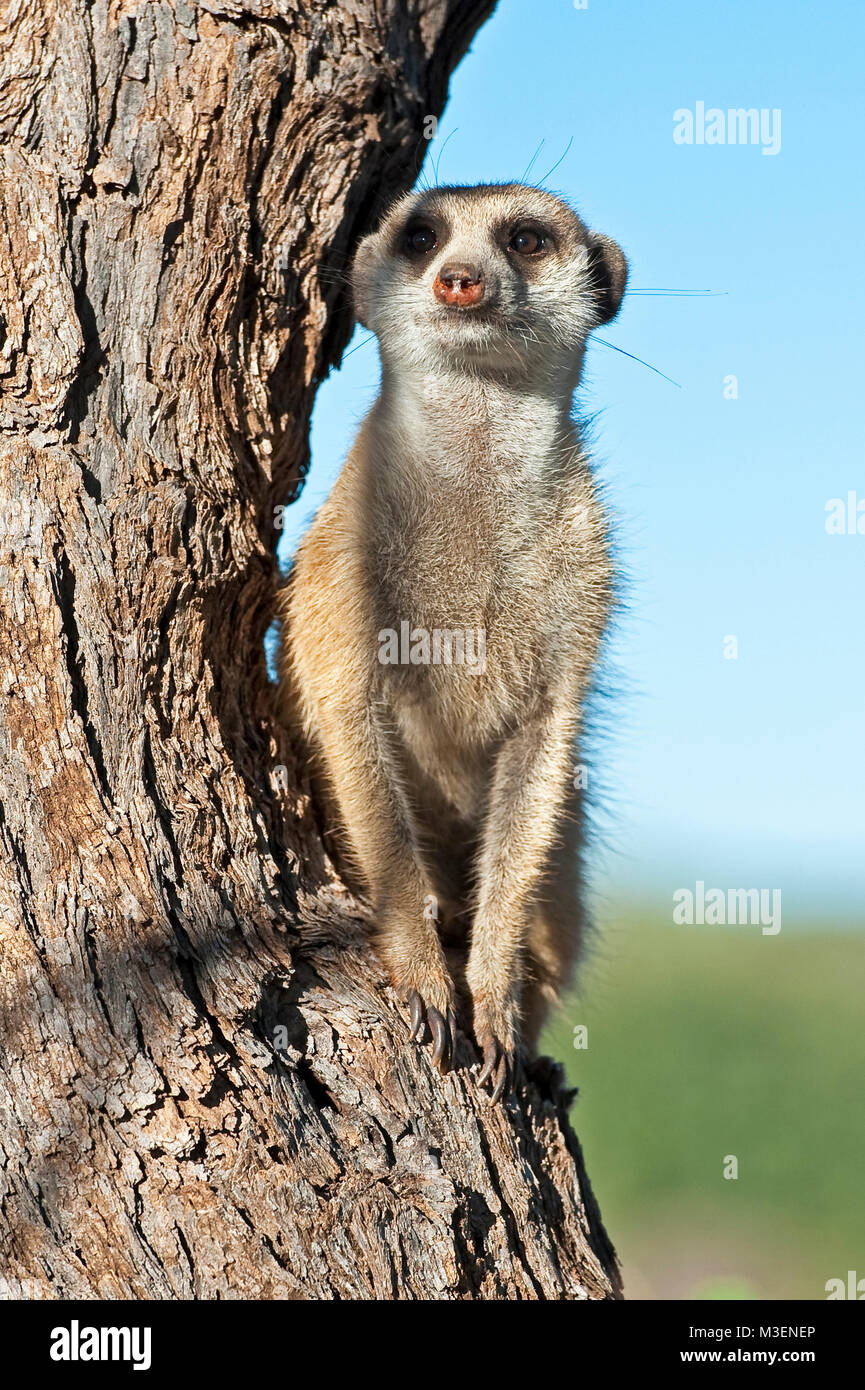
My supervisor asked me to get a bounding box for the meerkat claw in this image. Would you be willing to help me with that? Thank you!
[407,989,424,1042]
[477,1035,498,1088]
[428,1007,447,1068]
[428,1006,455,1071]
[491,1055,511,1104]
[477,1035,513,1101]
[406,993,455,1070]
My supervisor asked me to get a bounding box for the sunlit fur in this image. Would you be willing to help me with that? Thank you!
[278,184,627,1084]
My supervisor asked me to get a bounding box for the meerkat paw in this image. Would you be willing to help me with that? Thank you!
[472,998,519,1103]
[390,959,456,1072]
[406,988,457,1072]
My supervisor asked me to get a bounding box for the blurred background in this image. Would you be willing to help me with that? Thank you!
[277,0,864,1298]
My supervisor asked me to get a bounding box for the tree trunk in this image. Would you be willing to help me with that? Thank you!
[0,0,620,1300]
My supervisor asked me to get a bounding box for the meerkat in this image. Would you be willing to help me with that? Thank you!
[279,183,627,1100]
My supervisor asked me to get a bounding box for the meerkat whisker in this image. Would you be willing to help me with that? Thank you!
[592,336,682,388]
[519,139,546,185]
[534,136,574,188]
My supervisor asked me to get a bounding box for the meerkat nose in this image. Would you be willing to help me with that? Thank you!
[433,262,485,308]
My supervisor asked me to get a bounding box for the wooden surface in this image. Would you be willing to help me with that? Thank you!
[0,0,621,1299]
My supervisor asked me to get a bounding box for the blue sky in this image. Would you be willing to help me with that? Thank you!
[279,0,864,923]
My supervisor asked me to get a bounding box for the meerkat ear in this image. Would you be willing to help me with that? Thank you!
[585,232,628,325]
[351,233,379,329]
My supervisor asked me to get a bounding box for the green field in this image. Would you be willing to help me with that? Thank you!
[544,918,865,1300]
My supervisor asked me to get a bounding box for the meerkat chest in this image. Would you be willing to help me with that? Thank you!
[371,482,545,631]
[367,473,602,742]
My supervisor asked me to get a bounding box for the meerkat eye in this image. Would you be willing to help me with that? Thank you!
[508,227,547,256]
[404,224,438,256]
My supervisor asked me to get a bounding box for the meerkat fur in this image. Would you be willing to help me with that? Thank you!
[279,183,627,1099]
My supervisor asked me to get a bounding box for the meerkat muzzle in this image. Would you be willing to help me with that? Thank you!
[433,262,486,308]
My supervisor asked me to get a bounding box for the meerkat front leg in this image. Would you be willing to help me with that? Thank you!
[466,694,579,1100]
[301,690,457,1068]
[284,518,459,1067]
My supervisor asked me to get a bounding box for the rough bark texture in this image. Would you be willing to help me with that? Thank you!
[0,0,621,1299]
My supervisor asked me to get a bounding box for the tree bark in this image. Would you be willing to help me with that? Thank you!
[0,0,621,1300]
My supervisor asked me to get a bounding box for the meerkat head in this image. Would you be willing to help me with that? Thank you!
[351,183,627,382]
